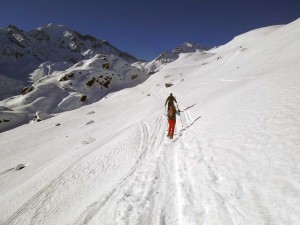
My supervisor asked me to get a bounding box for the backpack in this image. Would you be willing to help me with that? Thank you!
[168,105,176,119]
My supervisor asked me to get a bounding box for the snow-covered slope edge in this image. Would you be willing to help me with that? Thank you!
[133,42,209,75]
[0,18,300,225]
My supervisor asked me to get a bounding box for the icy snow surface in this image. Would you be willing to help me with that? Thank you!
[0,19,300,224]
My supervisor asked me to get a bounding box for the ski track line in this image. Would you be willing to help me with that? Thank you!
[73,120,150,225]
[111,115,167,224]
[170,109,235,225]
[3,123,146,225]
[74,114,166,225]
[4,104,250,225]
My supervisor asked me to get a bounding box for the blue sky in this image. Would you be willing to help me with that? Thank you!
[0,0,299,60]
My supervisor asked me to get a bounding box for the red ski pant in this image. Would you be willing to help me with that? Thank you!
[168,119,176,136]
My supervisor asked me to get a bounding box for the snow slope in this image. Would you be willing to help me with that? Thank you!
[133,42,209,75]
[0,18,300,225]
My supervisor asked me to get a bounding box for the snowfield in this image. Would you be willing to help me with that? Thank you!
[1,19,300,225]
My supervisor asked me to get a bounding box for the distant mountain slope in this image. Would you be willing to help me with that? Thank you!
[0,23,138,82]
[0,23,148,131]
[0,74,25,101]
[0,53,147,132]
[133,42,210,74]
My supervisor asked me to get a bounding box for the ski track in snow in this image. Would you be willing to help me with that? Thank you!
[74,105,250,225]
[3,107,252,225]
[74,115,165,225]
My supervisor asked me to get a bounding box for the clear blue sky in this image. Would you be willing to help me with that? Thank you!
[0,0,299,60]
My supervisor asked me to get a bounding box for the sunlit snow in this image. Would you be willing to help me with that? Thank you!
[0,19,300,225]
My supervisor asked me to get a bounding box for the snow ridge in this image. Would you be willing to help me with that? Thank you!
[133,42,210,75]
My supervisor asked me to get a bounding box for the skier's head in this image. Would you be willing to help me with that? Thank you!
[170,93,173,96]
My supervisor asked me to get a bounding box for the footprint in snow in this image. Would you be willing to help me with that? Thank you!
[81,137,96,145]
[87,111,95,115]
[85,120,95,125]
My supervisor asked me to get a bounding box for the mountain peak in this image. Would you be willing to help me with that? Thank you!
[0,24,139,82]
[35,23,71,35]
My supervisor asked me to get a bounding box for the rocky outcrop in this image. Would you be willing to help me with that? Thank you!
[21,86,35,95]
[59,72,75,81]
[80,95,87,102]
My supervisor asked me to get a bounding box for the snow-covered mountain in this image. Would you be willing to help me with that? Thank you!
[0,23,138,83]
[133,42,209,74]
[1,18,300,225]
[0,24,148,131]
[0,53,147,132]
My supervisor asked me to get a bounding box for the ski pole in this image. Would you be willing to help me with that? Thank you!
[176,103,184,127]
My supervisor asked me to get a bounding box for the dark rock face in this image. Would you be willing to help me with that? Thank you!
[101,76,112,89]
[86,77,96,88]
[21,86,35,95]
[32,114,42,122]
[0,119,11,123]
[131,75,139,80]
[59,72,75,81]
[102,63,110,69]
[80,95,87,102]
[86,75,113,89]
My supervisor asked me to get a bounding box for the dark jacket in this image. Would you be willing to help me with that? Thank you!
[165,95,177,108]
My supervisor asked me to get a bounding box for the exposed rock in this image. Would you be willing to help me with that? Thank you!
[100,76,112,89]
[80,95,87,102]
[32,115,41,122]
[102,63,110,69]
[86,77,96,88]
[32,111,52,122]
[59,72,75,81]
[131,75,139,80]
[21,86,35,95]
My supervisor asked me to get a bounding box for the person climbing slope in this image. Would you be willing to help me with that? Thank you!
[165,93,178,139]
[165,93,177,111]
[167,104,177,139]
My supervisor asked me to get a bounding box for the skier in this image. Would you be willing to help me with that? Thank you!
[167,104,177,139]
[165,93,177,111]
[165,93,178,139]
